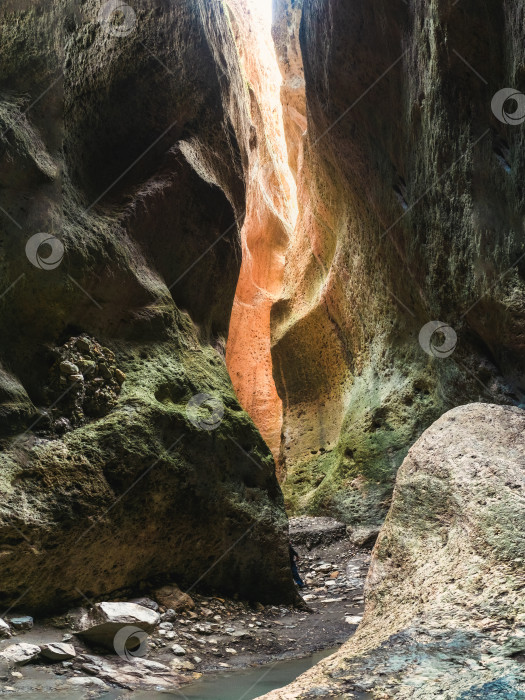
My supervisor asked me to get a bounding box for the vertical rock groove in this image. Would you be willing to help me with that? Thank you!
[267,0,523,524]
[225,0,299,466]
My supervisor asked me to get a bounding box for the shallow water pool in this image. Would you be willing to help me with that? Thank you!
[4,647,371,700]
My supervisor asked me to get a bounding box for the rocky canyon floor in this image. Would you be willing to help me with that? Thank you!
[0,517,370,698]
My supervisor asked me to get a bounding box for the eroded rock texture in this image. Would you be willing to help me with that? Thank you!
[272,0,525,525]
[262,404,525,699]
[225,0,297,464]
[272,0,306,180]
[0,0,296,612]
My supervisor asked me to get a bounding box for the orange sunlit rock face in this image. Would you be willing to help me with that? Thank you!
[225,0,298,469]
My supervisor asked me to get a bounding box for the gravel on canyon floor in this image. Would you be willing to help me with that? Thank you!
[0,517,371,697]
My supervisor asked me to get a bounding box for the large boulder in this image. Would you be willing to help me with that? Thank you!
[76,602,159,650]
[288,516,347,549]
[40,643,76,661]
[0,0,295,612]
[261,404,525,698]
[153,584,194,612]
[0,643,41,666]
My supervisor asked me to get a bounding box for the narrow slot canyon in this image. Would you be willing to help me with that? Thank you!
[225,0,299,470]
[0,1,524,699]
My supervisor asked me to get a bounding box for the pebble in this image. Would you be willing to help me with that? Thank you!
[345,616,363,625]
[40,643,76,661]
[170,658,195,671]
[60,361,79,375]
[76,337,91,352]
[171,645,186,656]
[130,597,159,612]
[161,609,177,623]
[10,617,33,631]
[317,563,332,572]
[0,643,41,665]
[0,619,11,638]
[139,659,168,671]
[68,677,108,688]
[114,369,126,384]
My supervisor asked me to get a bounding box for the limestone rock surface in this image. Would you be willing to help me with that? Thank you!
[77,602,159,650]
[40,643,76,661]
[0,0,295,612]
[271,0,525,524]
[0,643,41,666]
[261,404,525,698]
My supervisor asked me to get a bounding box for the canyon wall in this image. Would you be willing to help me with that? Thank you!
[0,0,296,612]
[225,0,297,464]
[271,0,525,525]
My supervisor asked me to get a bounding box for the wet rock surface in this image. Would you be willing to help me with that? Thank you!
[261,404,525,698]
[0,517,371,696]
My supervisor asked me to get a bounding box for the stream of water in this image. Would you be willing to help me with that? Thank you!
[123,647,370,699]
[165,647,338,699]
[6,647,372,700]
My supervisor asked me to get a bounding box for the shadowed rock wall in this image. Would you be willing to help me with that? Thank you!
[0,0,296,612]
[272,0,525,525]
